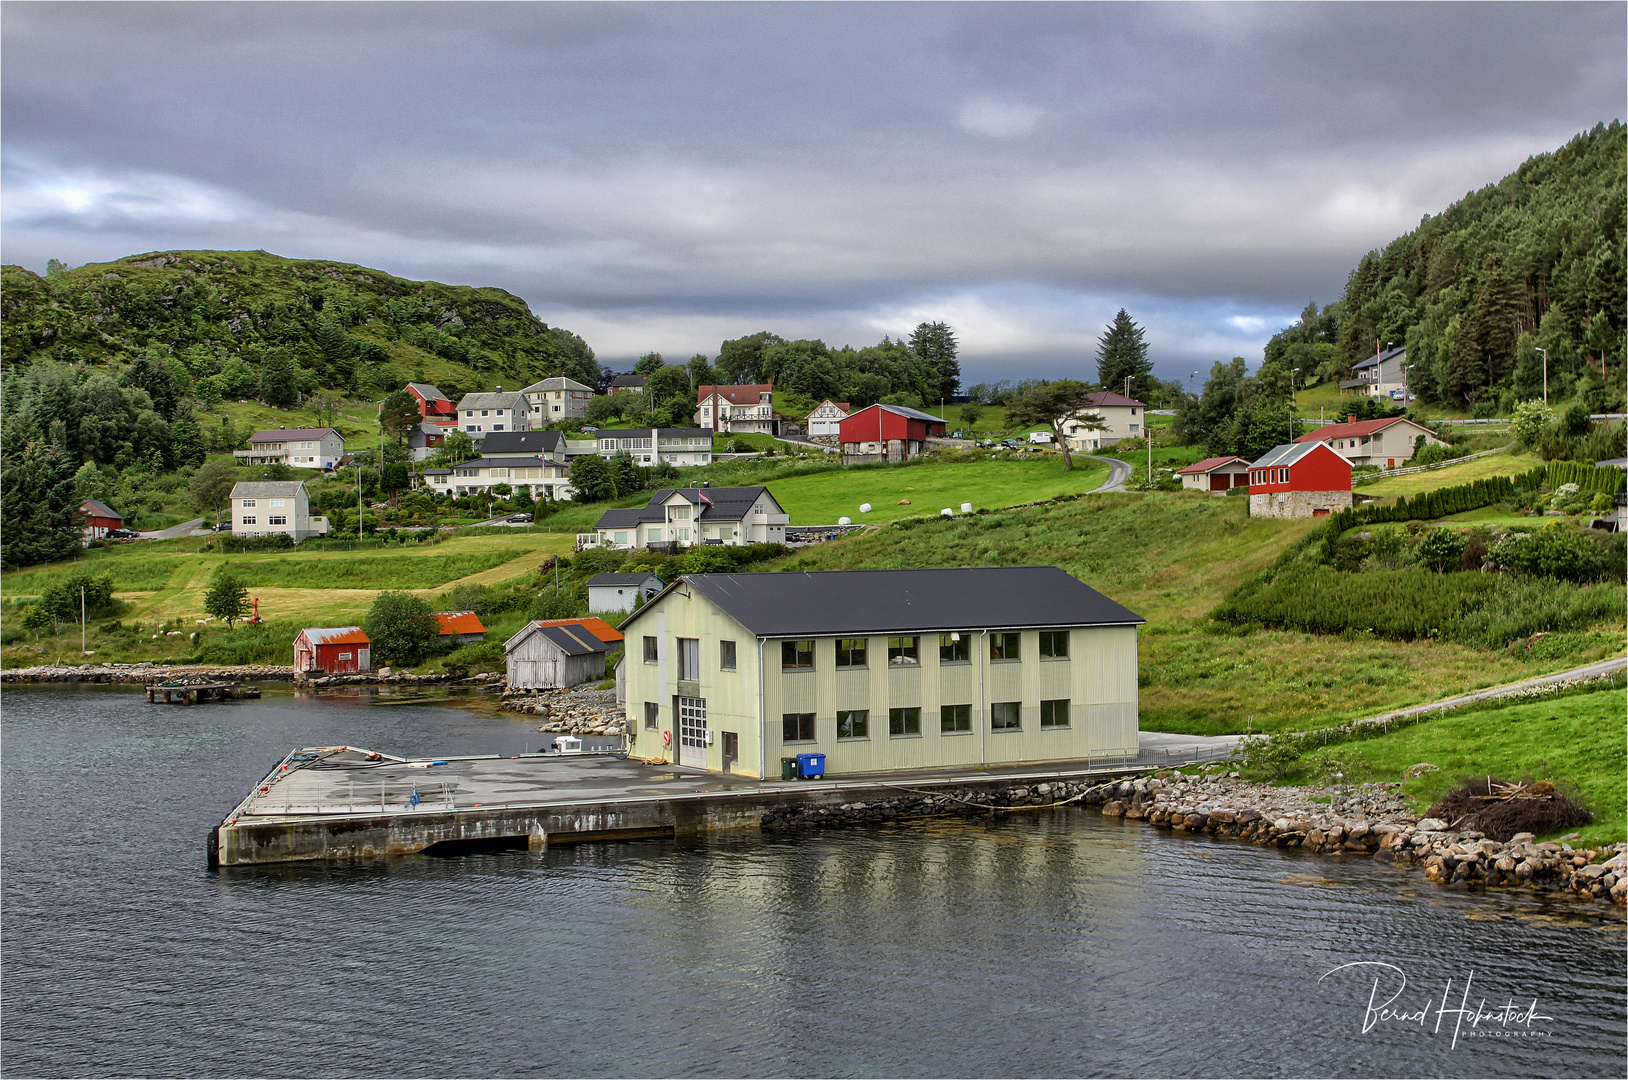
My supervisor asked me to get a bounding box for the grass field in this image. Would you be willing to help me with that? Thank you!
[1357,449,1533,497]
[1296,687,1626,845]
[768,456,1109,524]
[764,491,1623,734]
[2,556,189,597]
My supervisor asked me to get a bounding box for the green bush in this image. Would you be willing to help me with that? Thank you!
[219,533,295,554]
[1489,523,1625,583]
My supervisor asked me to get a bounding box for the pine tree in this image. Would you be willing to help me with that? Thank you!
[1096,310,1152,401]
[908,321,959,402]
[0,431,81,570]
[258,348,301,408]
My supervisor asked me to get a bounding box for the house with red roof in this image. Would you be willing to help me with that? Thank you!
[1246,442,1352,518]
[293,627,371,673]
[1060,391,1149,450]
[696,383,776,434]
[432,611,487,646]
[1296,415,1445,469]
[79,498,123,540]
[1175,456,1250,494]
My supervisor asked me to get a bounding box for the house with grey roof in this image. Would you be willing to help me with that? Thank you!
[616,566,1143,777]
[589,486,787,550]
[234,427,345,470]
[606,373,647,395]
[588,571,665,613]
[521,376,594,423]
[454,390,531,441]
[229,480,328,541]
[1342,346,1410,400]
[591,427,713,467]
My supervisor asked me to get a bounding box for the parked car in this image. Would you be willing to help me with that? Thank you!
[1027,431,1054,444]
[107,527,138,539]
[951,430,966,439]
[507,513,533,523]
[212,522,232,532]
[1000,439,1022,450]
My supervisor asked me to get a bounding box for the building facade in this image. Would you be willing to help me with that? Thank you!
[837,404,948,461]
[504,620,612,689]
[590,486,787,550]
[1060,392,1148,451]
[79,498,123,540]
[1246,442,1353,518]
[607,373,647,395]
[805,400,851,439]
[696,384,777,434]
[588,571,666,613]
[592,428,714,467]
[234,428,345,471]
[406,383,459,425]
[454,391,532,439]
[293,626,371,673]
[1175,456,1250,493]
[1296,416,1445,469]
[522,376,594,423]
[616,567,1143,778]
[420,429,579,500]
[1341,346,1410,399]
[230,480,327,540]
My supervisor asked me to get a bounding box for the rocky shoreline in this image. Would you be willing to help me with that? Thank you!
[2,662,295,684]
[501,686,629,736]
[763,768,1627,907]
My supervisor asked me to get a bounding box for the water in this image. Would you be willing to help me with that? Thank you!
[3,684,1623,1078]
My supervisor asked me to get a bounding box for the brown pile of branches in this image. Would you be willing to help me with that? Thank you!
[1427,776,1592,841]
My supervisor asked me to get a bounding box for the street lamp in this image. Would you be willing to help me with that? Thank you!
[1291,369,1300,442]
[1190,371,1199,395]
[1534,347,1549,405]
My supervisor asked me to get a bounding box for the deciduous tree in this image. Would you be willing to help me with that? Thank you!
[1005,380,1098,471]
[362,590,440,664]
[203,570,249,630]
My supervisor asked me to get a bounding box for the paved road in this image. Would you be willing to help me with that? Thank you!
[1352,656,1626,727]
[1085,456,1133,493]
[139,517,206,540]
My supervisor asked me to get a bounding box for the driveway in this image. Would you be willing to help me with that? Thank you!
[1084,456,1133,492]
[139,517,206,540]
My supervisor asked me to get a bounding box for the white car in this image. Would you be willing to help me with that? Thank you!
[1027,431,1054,444]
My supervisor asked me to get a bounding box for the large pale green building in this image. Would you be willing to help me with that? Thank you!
[616,567,1144,778]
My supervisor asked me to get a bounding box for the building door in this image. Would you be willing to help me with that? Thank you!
[678,696,708,768]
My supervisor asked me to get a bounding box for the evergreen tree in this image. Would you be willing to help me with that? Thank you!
[908,321,960,402]
[1096,309,1153,401]
[258,348,301,407]
[0,431,81,570]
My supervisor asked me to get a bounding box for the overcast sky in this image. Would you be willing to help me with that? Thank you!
[3,2,1623,383]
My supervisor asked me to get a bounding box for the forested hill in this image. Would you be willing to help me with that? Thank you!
[1265,121,1625,412]
[0,250,598,400]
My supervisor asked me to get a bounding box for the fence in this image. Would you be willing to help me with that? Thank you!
[1352,445,1514,486]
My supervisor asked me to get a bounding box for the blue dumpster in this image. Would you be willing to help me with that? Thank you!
[796,752,826,779]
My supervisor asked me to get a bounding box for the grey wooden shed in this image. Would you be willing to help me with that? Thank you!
[504,621,610,689]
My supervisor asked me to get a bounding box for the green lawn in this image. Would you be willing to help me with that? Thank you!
[768,456,1109,524]
[2,555,188,597]
[1297,688,1626,845]
[1358,450,1533,497]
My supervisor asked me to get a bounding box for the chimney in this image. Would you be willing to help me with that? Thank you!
[1347,414,1356,423]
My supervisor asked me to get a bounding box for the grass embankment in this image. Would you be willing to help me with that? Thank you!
[1295,687,1626,846]
[1358,450,1533,497]
[764,491,1623,735]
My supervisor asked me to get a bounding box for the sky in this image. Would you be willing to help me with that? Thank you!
[2,2,1623,385]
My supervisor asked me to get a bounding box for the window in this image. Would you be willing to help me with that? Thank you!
[781,639,814,670]
[783,713,815,742]
[647,529,661,543]
[992,701,1022,731]
[678,638,699,681]
[481,410,489,416]
[889,707,921,737]
[720,640,737,671]
[241,499,256,508]
[466,410,473,417]
[1040,699,1070,728]
[940,704,971,733]
[268,515,287,526]
[643,636,659,664]
[1039,631,1069,658]
[337,651,352,661]
[240,516,257,525]
[644,702,659,730]
[835,638,867,668]
[939,633,969,663]
[836,710,868,739]
[990,633,1021,661]
[269,498,285,508]
[887,636,919,665]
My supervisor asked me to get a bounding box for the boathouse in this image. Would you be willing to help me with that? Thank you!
[293,626,372,673]
[432,611,487,646]
[616,566,1143,779]
[504,621,614,689]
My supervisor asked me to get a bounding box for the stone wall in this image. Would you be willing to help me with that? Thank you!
[1249,489,1353,519]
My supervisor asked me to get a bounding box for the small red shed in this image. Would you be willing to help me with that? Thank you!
[838,404,948,461]
[432,611,487,646]
[1176,456,1250,493]
[79,498,123,540]
[1246,442,1353,518]
[293,626,372,673]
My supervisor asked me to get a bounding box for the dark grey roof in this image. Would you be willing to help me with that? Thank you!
[588,572,662,587]
[481,430,564,455]
[853,403,944,424]
[625,567,1143,637]
[80,498,121,519]
[444,455,551,470]
[609,373,647,387]
[593,486,777,530]
[1352,346,1406,371]
[230,480,307,498]
[537,623,608,656]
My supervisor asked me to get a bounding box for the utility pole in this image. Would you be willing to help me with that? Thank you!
[1291,369,1300,443]
[358,463,364,541]
[81,586,86,654]
[1535,347,1549,405]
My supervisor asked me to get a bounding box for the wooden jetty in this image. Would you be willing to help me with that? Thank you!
[146,680,260,704]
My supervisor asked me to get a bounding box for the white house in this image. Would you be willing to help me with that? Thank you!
[1295,416,1447,469]
[695,384,776,434]
[1175,456,1251,494]
[592,428,714,467]
[229,480,327,541]
[805,400,851,438]
[1060,392,1148,451]
[406,421,448,462]
[588,571,665,613]
[522,376,594,423]
[234,428,344,471]
[454,390,531,440]
[590,486,787,550]
[1342,346,1411,400]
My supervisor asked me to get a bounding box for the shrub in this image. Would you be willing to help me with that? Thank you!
[528,588,587,621]
[219,533,296,554]
[1417,528,1467,573]
[1510,399,1555,447]
[1489,524,1625,583]
[362,590,440,665]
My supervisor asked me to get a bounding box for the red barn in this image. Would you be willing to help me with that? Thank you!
[79,498,123,540]
[838,404,948,462]
[1246,442,1353,518]
[406,382,458,426]
[293,626,372,673]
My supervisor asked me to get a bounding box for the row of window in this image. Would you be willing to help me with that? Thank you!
[778,700,1070,740]
[237,498,289,509]
[236,515,289,526]
[643,632,1071,674]
[1251,467,1290,485]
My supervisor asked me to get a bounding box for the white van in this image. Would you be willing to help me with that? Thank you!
[1027,430,1054,444]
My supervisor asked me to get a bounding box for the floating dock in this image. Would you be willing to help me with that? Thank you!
[147,680,260,704]
[208,735,1237,867]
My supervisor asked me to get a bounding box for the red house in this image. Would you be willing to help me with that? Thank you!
[79,498,123,540]
[293,626,372,673]
[406,382,458,426]
[838,404,948,462]
[1246,442,1353,518]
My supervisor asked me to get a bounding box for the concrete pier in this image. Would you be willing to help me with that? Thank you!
[211,734,1238,867]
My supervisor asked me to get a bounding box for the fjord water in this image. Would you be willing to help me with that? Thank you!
[3,685,1623,1079]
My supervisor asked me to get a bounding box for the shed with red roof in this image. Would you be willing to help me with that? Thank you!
[293,626,371,673]
[838,403,948,461]
[432,611,487,646]
[1175,456,1250,494]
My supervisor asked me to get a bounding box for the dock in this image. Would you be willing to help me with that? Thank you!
[209,733,1238,866]
[147,679,260,704]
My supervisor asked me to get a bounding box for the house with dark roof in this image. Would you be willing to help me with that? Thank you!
[607,373,647,395]
[1296,415,1444,469]
[1246,442,1352,518]
[234,427,345,470]
[1059,392,1149,450]
[590,486,787,550]
[837,403,948,461]
[1341,346,1410,400]
[504,620,614,689]
[591,428,714,467]
[588,571,665,613]
[79,498,123,540]
[615,566,1143,777]
[230,480,327,540]
[454,390,531,440]
[695,383,776,434]
[1175,456,1250,494]
[521,376,594,422]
